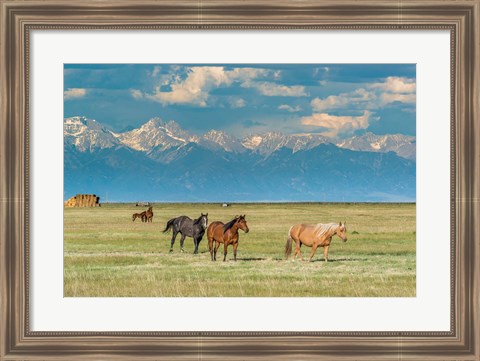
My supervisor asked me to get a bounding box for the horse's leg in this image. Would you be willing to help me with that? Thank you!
[323,245,329,262]
[193,236,199,255]
[208,237,214,260]
[233,242,238,262]
[293,240,302,261]
[308,244,319,262]
[223,243,228,262]
[179,233,186,253]
[170,230,177,253]
[214,241,220,261]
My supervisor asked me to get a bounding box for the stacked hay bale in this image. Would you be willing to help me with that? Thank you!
[64,196,77,207]
[64,194,101,207]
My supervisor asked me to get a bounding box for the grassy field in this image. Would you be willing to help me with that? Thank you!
[64,203,415,297]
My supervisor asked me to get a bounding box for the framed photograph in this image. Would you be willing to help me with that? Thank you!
[1,0,479,360]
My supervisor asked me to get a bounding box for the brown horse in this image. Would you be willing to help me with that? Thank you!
[207,215,249,261]
[145,206,153,223]
[285,222,347,262]
[132,211,147,222]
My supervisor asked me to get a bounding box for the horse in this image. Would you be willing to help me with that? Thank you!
[132,211,147,222]
[145,206,154,223]
[285,222,347,262]
[162,213,208,254]
[207,215,249,262]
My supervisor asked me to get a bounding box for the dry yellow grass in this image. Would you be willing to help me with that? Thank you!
[64,203,415,297]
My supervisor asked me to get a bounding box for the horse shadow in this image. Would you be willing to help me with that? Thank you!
[310,257,366,263]
[235,257,266,261]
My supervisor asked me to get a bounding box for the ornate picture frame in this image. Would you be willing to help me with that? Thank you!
[1,1,478,359]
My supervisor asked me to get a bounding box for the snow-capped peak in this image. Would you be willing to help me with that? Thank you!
[199,129,246,153]
[242,132,331,156]
[336,132,416,160]
[117,118,196,152]
[65,116,416,160]
[64,116,119,152]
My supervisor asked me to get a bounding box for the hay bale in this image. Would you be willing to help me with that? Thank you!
[64,196,76,207]
[71,194,101,207]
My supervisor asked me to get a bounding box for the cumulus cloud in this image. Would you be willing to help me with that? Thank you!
[130,89,143,99]
[151,66,161,77]
[369,77,416,105]
[380,92,416,105]
[229,97,247,109]
[64,88,87,100]
[370,76,416,93]
[310,77,416,112]
[311,88,375,112]
[300,111,372,137]
[278,104,302,112]
[242,81,308,97]
[131,65,308,106]
[137,66,268,106]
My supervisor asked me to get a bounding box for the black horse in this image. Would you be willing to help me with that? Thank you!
[162,213,208,254]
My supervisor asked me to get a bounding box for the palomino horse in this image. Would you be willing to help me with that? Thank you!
[163,213,208,254]
[132,211,147,222]
[145,206,154,223]
[207,215,249,262]
[285,222,347,262]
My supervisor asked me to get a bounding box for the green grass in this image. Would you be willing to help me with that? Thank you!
[64,203,416,297]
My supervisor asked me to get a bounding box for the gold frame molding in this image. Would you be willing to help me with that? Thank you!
[1,1,479,360]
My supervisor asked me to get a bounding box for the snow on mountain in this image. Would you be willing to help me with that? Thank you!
[242,131,287,155]
[199,130,246,153]
[117,117,197,152]
[64,116,416,161]
[64,116,119,152]
[285,134,332,153]
[336,132,416,160]
[242,132,331,156]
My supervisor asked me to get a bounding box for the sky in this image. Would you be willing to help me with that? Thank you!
[64,64,416,138]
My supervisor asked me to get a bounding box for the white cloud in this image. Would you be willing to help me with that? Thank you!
[310,78,416,112]
[311,88,375,112]
[278,104,302,112]
[370,77,416,93]
[369,77,416,105]
[151,66,161,77]
[64,88,87,100]
[380,92,416,105]
[130,89,143,99]
[301,111,372,137]
[139,66,268,106]
[242,81,308,97]
[229,97,246,109]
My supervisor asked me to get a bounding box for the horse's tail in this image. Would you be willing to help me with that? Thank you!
[162,218,175,233]
[284,226,294,260]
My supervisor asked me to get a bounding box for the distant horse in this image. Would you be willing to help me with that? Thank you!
[145,206,154,223]
[285,222,347,262]
[163,213,208,254]
[207,215,249,262]
[132,211,147,222]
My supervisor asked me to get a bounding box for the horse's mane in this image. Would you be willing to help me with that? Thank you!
[223,217,240,233]
[193,214,205,225]
[314,223,339,239]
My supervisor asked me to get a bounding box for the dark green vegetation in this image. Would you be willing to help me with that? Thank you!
[64,203,415,297]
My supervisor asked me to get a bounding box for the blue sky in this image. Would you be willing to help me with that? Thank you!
[64,64,416,138]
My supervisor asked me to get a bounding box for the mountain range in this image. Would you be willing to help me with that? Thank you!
[64,116,416,202]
